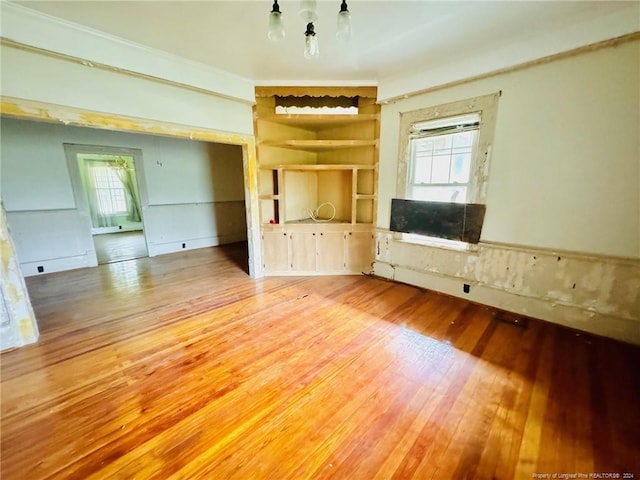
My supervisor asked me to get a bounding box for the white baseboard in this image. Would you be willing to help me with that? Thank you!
[21,253,97,277]
[147,232,247,257]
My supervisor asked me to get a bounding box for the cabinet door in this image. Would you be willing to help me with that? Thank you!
[317,231,345,273]
[290,232,317,272]
[346,231,374,273]
[262,231,289,272]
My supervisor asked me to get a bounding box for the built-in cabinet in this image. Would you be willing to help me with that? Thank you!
[261,224,374,275]
[254,86,380,275]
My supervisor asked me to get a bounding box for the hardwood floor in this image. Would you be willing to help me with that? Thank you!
[93,231,148,264]
[1,243,638,479]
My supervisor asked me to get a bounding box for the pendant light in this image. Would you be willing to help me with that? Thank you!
[304,22,320,59]
[336,0,351,41]
[267,0,351,57]
[267,0,285,41]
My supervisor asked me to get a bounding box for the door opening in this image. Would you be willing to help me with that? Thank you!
[65,145,148,264]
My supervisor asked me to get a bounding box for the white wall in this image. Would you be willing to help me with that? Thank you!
[375,39,640,344]
[0,2,254,104]
[0,45,254,136]
[1,117,247,276]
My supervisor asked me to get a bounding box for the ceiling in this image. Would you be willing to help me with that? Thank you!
[10,1,639,85]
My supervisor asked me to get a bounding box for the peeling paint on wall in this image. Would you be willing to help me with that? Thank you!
[1,98,253,146]
[374,231,640,344]
[0,204,39,351]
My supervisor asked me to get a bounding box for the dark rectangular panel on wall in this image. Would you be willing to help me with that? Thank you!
[390,199,486,243]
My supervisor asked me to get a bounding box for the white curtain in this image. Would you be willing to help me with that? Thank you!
[84,160,141,228]
[114,164,142,223]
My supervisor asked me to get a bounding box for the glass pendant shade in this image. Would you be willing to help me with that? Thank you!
[336,10,351,41]
[268,11,285,41]
[299,0,318,22]
[304,32,319,59]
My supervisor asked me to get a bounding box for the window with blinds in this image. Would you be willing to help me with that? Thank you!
[408,113,480,204]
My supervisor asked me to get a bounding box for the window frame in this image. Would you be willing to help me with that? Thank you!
[395,92,500,246]
[407,119,479,204]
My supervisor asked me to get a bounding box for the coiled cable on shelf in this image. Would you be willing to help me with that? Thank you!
[306,202,336,223]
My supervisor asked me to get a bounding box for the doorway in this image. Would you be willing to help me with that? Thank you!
[65,145,148,264]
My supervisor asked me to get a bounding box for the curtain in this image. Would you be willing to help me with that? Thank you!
[84,159,141,228]
[114,163,142,222]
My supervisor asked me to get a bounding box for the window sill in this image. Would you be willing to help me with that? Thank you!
[398,233,479,253]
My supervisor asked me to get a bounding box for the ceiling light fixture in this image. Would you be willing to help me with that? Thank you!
[304,22,319,59]
[267,0,285,41]
[267,0,352,58]
[336,0,351,41]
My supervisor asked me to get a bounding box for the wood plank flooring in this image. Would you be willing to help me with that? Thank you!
[93,231,148,264]
[1,243,639,479]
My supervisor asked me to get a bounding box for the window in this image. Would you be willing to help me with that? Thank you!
[395,93,500,246]
[90,163,128,214]
[408,113,479,204]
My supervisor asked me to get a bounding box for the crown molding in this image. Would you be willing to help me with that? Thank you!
[0,2,255,104]
[378,3,640,103]
[255,79,378,88]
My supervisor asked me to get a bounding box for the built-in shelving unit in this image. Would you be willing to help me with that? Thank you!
[254,86,380,275]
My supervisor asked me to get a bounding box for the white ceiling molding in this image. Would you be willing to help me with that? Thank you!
[0,2,255,104]
[255,79,377,88]
[378,4,640,103]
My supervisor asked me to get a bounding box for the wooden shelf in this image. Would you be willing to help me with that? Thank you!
[260,164,375,171]
[258,113,379,128]
[284,218,351,225]
[259,139,376,152]
[254,86,379,275]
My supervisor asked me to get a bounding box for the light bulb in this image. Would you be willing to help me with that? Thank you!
[336,10,351,41]
[336,0,351,41]
[268,1,285,41]
[268,12,285,41]
[304,34,319,59]
[304,22,319,59]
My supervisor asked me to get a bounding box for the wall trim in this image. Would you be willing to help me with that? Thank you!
[148,233,248,257]
[147,200,246,208]
[480,240,639,265]
[0,2,254,104]
[3,208,78,214]
[1,96,252,144]
[379,32,640,104]
[20,254,97,277]
[0,38,254,107]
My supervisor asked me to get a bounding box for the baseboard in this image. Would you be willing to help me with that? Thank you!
[147,232,247,257]
[21,253,97,277]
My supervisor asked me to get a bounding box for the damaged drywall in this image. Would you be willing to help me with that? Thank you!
[374,230,640,344]
[1,204,39,350]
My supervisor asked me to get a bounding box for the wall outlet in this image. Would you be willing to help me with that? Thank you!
[182,243,186,249]
[463,283,470,294]
[37,266,44,273]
